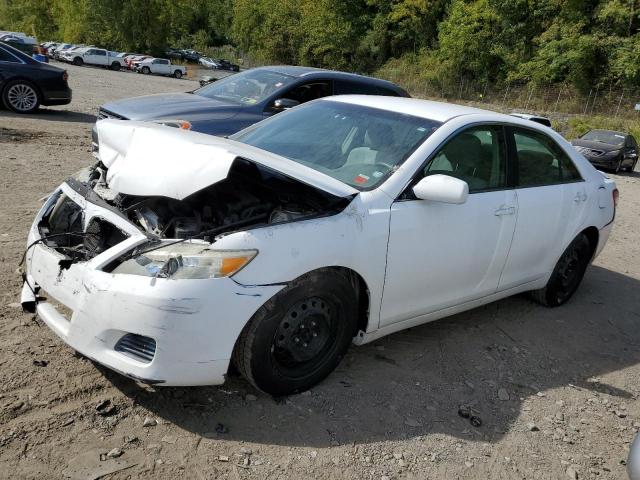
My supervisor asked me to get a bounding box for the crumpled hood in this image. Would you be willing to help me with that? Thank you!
[96,119,358,200]
[571,139,622,153]
[100,92,239,121]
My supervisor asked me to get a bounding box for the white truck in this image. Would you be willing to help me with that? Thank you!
[134,58,186,78]
[71,48,124,70]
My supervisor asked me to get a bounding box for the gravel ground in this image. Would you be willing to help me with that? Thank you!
[1,63,640,480]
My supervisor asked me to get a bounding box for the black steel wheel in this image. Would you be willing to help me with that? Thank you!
[72,56,83,66]
[233,269,358,396]
[174,70,183,79]
[530,233,592,307]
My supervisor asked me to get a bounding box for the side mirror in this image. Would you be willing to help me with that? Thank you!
[412,174,469,204]
[272,98,300,111]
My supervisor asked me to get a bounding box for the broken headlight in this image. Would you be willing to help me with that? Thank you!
[112,241,257,279]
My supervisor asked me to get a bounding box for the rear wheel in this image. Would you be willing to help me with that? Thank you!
[530,233,592,307]
[233,270,358,396]
[174,70,183,79]
[2,80,40,113]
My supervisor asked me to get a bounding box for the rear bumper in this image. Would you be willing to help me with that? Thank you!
[23,183,283,386]
[42,91,72,106]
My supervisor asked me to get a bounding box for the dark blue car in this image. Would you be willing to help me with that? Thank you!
[97,66,409,136]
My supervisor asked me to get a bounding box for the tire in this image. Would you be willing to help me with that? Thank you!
[174,70,183,79]
[142,66,150,75]
[233,269,358,396]
[72,57,83,66]
[613,157,623,174]
[530,233,592,307]
[2,80,41,114]
[109,62,120,71]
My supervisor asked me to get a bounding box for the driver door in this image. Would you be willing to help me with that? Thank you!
[380,125,518,326]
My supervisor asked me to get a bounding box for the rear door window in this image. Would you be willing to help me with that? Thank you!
[282,81,332,104]
[511,128,582,187]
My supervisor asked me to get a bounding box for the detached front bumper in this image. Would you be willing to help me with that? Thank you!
[23,182,283,386]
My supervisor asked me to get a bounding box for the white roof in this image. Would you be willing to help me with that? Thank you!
[326,95,507,123]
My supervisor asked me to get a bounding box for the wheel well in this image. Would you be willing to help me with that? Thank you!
[580,226,599,259]
[325,266,371,336]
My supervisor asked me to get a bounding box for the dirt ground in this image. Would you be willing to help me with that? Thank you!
[1,63,640,480]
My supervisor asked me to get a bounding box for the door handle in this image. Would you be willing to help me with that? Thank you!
[494,205,516,216]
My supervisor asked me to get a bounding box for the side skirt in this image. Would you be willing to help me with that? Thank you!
[353,278,545,346]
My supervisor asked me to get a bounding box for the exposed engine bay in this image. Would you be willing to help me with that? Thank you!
[36,157,352,263]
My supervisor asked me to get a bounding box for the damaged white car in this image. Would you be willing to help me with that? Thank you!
[22,96,617,395]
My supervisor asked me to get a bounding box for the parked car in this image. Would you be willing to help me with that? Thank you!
[0,42,71,113]
[165,47,183,60]
[96,66,410,136]
[510,112,552,128]
[571,129,638,173]
[198,56,217,68]
[52,43,74,60]
[124,54,149,70]
[180,49,201,62]
[199,56,240,72]
[215,58,240,72]
[134,57,186,78]
[68,47,125,70]
[23,97,616,394]
[59,46,87,63]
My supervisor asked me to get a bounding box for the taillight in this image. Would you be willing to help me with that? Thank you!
[613,188,619,209]
[62,70,68,81]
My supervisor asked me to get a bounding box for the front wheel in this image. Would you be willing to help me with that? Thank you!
[2,80,40,113]
[614,157,623,174]
[72,57,83,66]
[109,62,120,71]
[530,233,592,307]
[173,70,183,79]
[142,66,150,75]
[233,270,358,396]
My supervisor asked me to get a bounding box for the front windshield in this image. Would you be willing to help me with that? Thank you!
[194,69,295,105]
[581,130,626,146]
[231,100,442,190]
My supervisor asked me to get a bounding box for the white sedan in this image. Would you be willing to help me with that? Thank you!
[22,97,617,395]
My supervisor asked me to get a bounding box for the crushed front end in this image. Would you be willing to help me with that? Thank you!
[21,178,285,386]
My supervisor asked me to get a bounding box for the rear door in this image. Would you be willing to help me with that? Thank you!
[153,59,170,74]
[498,126,587,290]
[94,49,108,66]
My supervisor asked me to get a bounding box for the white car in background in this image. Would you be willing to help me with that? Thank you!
[68,47,125,70]
[134,57,186,78]
[22,97,617,395]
